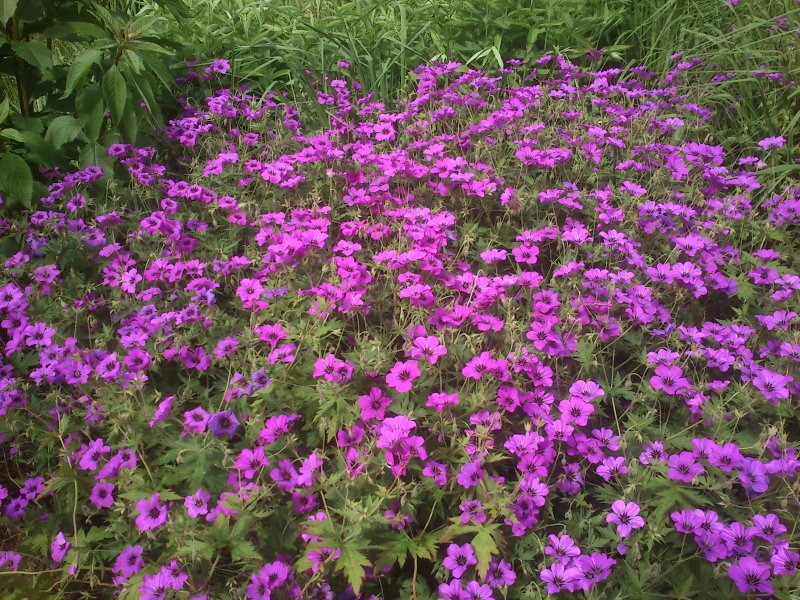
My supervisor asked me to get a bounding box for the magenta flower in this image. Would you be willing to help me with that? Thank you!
[386,360,421,393]
[558,398,594,427]
[667,451,705,483]
[443,543,477,579]
[50,531,71,563]
[358,387,392,421]
[410,335,447,364]
[89,482,115,509]
[597,456,628,481]
[757,135,785,150]
[649,364,689,395]
[135,493,167,531]
[606,500,645,538]
[185,488,211,518]
[149,395,174,427]
[728,557,773,595]
[540,562,580,594]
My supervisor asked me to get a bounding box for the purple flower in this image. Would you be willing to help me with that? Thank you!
[597,456,628,481]
[757,135,785,150]
[770,542,799,576]
[540,562,580,594]
[667,451,705,483]
[748,513,787,541]
[728,556,773,595]
[149,395,174,427]
[671,509,704,535]
[485,558,516,588]
[443,543,477,579]
[185,488,211,518]
[606,500,645,538]
[89,482,115,509]
[386,359,421,393]
[208,409,239,439]
[51,531,71,563]
[135,493,167,531]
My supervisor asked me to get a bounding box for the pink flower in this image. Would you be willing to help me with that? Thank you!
[51,531,71,563]
[410,335,447,364]
[606,500,645,538]
[135,493,167,531]
[386,360,420,393]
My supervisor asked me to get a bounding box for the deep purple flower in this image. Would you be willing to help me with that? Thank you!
[667,451,705,483]
[50,531,71,563]
[208,409,239,439]
[728,556,773,594]
[606,500,645,538]
[135,493,167,531]
[443,543,477,579]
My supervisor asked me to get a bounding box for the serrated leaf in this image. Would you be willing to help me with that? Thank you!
[0,152,32,209]
[64,48,103,98]
[45,115,87,149]
[231,539,261,562]
[10,40,52,72]
[103,66,127,125]
[337,546,370,595]
[471,527,498,580]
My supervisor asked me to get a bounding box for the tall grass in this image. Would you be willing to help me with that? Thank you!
[154,0,797,159]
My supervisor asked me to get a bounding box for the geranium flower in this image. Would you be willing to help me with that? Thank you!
[606,500,645,538]
[386,360,420,393]
[728,557,773,595]
[443,543,477,579]
[135,493,167,531]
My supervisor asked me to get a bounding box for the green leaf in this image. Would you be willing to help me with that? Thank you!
[76,84,105,140]
[0,96,8,123]
[0,127,25,143]
[64,48,103,98]
[336,547,370,595]
[471,527,499,580]
[0,152,32,209]
[231,539,261,562]
[45,115,87,149]
[10,40,52,72]
[42,21,108,40]
[103,66,127,125]
[1,0,18,23]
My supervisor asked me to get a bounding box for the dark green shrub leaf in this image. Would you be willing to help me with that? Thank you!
[9,40,52,72]
[0,152,32,208]
[64,48,103,98]
[103,65,128,125]
[1,0,18,23]
[75,84,105,140]
[45,115,88,149]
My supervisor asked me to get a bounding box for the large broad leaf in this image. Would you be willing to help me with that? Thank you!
[0,152,33,209]
[102,65,127,125]
[1,0,18,23]
[9,40,52,72]
[75,84,105,140]
[63,48,103,98]
[42,21,108,40]
[78,142,113,174]
[45,115,88,149]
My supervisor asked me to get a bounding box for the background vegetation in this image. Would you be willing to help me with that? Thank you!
[1,0,798,212]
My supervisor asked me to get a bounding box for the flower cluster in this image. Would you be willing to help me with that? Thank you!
[0,48,797,600]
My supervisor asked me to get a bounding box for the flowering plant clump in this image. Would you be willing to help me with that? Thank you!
[0,50,798,600]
